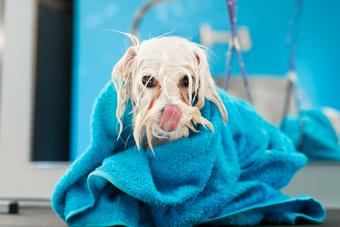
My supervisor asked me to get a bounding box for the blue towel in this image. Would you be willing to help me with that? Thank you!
[281,109,340,161]
[52,82,325,226]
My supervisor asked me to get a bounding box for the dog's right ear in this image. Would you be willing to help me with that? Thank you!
[112,46,137,138]
[113,47,137,81]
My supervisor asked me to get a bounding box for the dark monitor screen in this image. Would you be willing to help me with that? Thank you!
[32,0,73,161]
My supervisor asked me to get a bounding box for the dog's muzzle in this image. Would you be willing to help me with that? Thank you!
[159,104,182,132]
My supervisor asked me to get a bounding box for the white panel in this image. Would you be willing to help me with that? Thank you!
[0,0,68,199]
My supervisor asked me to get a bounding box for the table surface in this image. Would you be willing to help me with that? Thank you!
[0,207,339,227]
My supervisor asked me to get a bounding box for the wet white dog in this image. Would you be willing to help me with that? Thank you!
[112,35,227,150]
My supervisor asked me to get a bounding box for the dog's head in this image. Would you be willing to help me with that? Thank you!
[112,35,227,150]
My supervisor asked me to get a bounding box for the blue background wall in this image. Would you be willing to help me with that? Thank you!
[71,0,340,159]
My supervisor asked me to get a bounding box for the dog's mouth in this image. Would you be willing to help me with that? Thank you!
[159,104,182,132]
[138,103,213,149]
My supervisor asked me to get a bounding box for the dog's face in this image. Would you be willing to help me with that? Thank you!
[112,36,227,150]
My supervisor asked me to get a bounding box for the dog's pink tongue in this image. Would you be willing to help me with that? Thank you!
[160,104,182,132]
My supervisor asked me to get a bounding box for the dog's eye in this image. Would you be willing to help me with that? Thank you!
[180,75,189,87]
[142,75,157,88]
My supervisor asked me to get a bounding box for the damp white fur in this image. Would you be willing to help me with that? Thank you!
[112,34,227,150]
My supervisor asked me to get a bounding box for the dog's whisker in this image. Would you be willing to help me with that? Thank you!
[152,30,176,40]
[186,122,198,133]
[134,103,157,148]
[152,127,169,139]
[202,117,214,132]
[145,122,155,155]
[123,131,134,149]
[122,123,134,131]
[107,30,140,46]
[120,135,128,148]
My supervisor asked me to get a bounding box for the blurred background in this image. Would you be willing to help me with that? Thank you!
[0,0,339,211]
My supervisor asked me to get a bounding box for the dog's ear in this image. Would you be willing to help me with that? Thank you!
[112,46,137,137]
[194,48,228,123]
[113,47,137,80]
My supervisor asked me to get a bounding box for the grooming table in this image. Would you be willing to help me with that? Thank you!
[0,207,338,227]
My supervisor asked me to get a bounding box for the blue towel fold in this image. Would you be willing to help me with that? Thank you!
[52,82,325,226]
[281,109,340,161]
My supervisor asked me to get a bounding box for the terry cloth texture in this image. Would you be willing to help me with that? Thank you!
[281,109,340,161]
[52,82,325,226]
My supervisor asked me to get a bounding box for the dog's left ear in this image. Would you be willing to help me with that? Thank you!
[194,48,228,123]
[112,46,138,137]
